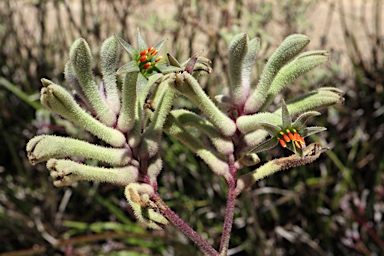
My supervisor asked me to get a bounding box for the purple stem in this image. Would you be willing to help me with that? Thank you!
[153,194,218,256]
[218,175,236,254]
[218,154,238,254]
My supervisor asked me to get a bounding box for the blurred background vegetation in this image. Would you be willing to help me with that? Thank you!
[0,0,383,255]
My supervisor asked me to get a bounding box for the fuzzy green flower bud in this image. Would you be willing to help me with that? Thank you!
[40,79,126,147]
[235,143,328,196]
[164,113,231,180]
[169,72,236,137]
[282,87,345,116]
[262,50,330,109]
[117,71,138,133]
[100,36,121,114]
[26,135,132,166]
[47,159,138,187]
[228,34,261,109]
[171,109,234,155]
[69,38,116,126]
[244,34,310,114]
[124,183,168,230]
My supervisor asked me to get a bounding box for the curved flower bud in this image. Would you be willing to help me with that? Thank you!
[40,79,126,147]
[228,33,248,107]
[125,183,168,230]
[228,34,261,109]
[235,153,260,169]
[26,135,132,166]
[47,159,138,187]
[244,34,310,114]
[64,61,91,109]
[164,113,231,180]
[235,143,328,196]
[139,85,176,158]
[147,154,163,185]
[69,38,116,126]
[117,71,138,133]
[245,100,326,157]
[169,72,236,137]
[237,112,282,134]
[170,109,234,155]
[261,50,330,110]
[280,87,345,116]
[100,36,121,114]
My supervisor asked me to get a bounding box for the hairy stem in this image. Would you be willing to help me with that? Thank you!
[153,194,218,256]
[219,155,237,255]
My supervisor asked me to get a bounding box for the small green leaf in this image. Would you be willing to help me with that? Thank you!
[281,99,292,129]
[301,126,327,138]
[153,38,167,54]
[114,34,138,57]
[167,53,182,68]
[292,111,321,130]
[116,61,140,75]
[247,137,278,154]
[136,29,148,51]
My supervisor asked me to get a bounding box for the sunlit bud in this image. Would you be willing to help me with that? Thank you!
[143,62,151,69]
[155,56,163,62]
[140,56,147,62]
[280,131,291,142]
[287,129,295,140]
[147,46,153,53]
[140,50,148,56]
[278,138,287,147]
[151,49,158,56]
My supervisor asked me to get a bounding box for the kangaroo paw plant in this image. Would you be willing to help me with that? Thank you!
[26,30,344,255]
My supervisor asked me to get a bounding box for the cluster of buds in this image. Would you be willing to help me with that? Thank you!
[278,128,306,149]
[137,46,163,73]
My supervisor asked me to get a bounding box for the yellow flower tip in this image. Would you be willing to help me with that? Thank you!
[151,49,158,56]
[278,138,287,148]
[155,56,163,62]
[147,46,153,53]
[143,62,151,69]
[140,49,148,56]
[282,133,291,142]
[286,129,295,140]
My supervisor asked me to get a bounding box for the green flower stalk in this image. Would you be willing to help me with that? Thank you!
[26,30,344,256]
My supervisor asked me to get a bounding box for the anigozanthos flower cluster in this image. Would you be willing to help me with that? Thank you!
[138,46,163,74]
[26,29,344,255]
[278,128,306,149]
